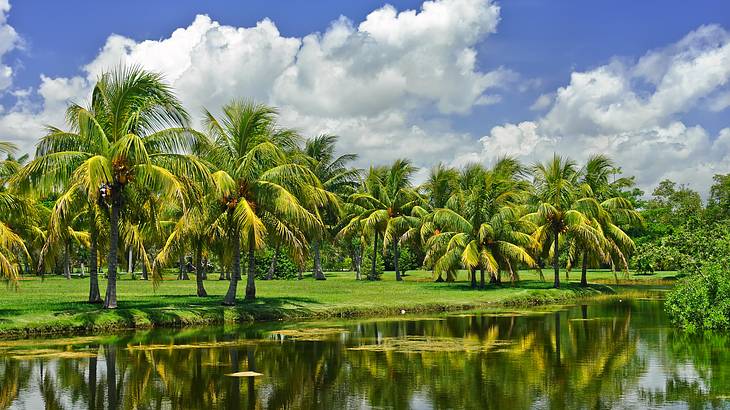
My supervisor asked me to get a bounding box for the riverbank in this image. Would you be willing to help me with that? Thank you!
[0,269,676,338]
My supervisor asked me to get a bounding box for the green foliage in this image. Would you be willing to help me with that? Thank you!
[255,248,298,280]
[706,174,730,222]
[363,246,385,279]
[633,223,730,275]
[384,245,417,272]
[631,242,686,274]
[666,264,730,331]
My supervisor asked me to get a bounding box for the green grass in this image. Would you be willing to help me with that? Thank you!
[0,268,674,337]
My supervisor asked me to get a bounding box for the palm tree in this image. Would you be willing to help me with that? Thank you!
[429,159,536,288]
[155,183,218,297]
[0,142,31,282]
[567,155,642,286]
[16,66,208,308]
[528,155,603,288]
[299,134,358,280]
[343,160,420,281]
[201,100,323,304]
[399,163,457,282]
[422,163,460,209]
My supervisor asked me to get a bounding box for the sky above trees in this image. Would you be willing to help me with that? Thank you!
[0,0,729,195]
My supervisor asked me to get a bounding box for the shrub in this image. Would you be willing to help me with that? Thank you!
[665,264,730,331]
[631,242,685,274]
[255,248,298,280]
[363,247,385,280]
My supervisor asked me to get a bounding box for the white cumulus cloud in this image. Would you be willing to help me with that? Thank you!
[1,0,507,172]
[470,24,730,195]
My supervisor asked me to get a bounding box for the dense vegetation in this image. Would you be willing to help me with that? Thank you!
[0,65,720,321]
[634,178,730,330]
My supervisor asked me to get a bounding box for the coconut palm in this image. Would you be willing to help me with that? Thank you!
[201,100,324,304]
[567,155,642,286]
[342,160,420,281]
[429,159,536,288]
[528,155,603,289]
[0,142,32,282]
[422,163,460,209]
[15,66,208,308]
[299,134,358,280]
[155,183,218,297]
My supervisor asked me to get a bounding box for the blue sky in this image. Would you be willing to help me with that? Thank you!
[2,0,730,193]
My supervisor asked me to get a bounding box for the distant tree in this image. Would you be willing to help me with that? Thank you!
[299,134,358,280]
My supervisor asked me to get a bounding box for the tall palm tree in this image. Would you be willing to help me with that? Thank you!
[429,159,536,288]
[0,142,31,282]
[299,134,358,280]
[342,160,420,281]
[400,163,457,282]
[422,163,460,209]
[155,183,218,297]
[567,155,642,286]
[528,155,603,288]
[201,100,323,304]
[15,66,208,308]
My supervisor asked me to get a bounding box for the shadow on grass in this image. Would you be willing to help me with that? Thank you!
[65,295,325,332]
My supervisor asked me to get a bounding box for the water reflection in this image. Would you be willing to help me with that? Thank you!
[1,299,729,409]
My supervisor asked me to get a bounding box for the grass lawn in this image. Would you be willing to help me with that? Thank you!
[0,268,675,337]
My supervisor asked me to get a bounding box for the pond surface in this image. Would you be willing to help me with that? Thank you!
[2,296,730,409]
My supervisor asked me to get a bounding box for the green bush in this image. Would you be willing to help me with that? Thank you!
[384,245,416,272]
[665,264,730,331]
[254,248,298,280]
[631,242,685,274]
[363,247,385,280]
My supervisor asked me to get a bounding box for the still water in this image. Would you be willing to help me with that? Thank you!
[2,297,730,409]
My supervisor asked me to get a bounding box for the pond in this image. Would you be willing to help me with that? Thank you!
[2,296,729,409]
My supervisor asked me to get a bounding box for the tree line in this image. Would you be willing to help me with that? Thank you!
[0,66,643,309]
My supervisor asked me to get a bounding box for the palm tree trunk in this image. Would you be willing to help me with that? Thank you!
[369,233,379,281]
[127,247,133,278]
[234,246,242,281]
[63,243,71,279]
[141,259,148,281]
[104,189,121,309]
[223,233,241,305]
[470,267,477,289]
[580,249,588,287]
[195,242,207,297]
[490,269,498,284]
[354,241,362,281]
[553,226,560,289]
[312,240,326,280]
[265,245,279,280]
[88,224,101,303]
[479,266,486,289]
[507,259,519,284]
[245,234,256,301]
[394,239,402,281]
[179,251,190,280]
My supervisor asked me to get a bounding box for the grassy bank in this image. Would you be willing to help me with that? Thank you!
[0,269,675,337]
